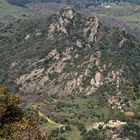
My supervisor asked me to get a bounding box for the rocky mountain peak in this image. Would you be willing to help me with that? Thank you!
[59,6,76,20]
[48,7,99,42]
[48,6,76,38]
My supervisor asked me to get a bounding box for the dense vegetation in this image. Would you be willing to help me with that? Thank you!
[0,86,47,140]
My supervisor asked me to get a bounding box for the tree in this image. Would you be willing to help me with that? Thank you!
[0,86,22,126]
[51,128,59,137]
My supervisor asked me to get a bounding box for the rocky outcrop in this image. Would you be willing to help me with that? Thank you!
[47,49,60,60]
[84,16,99,42]
[48,6,76,39]
[61,6,76,20]
[118,38,127,48]
[76,40,83,48]
[87,120,127,131]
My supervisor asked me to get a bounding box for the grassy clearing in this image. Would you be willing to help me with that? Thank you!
[23,95,110,138]
[26,96,110,125]
[55,96,110,127]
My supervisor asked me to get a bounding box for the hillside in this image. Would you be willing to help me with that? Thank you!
[7,0,140,6]
[0,0,32,22]
[0,6,140,140]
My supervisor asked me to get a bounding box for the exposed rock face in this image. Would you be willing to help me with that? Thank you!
[48,6,76,39]
[94,72,102,86]
[61,6,76,20]
[16,68,44,85]
[54,61,65,73]
[76,40,83,48]
[47,49,60,60]
[25,34,30,40]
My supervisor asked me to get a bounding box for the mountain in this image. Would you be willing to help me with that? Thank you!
[0,7,140,140]
[1,6,139,100]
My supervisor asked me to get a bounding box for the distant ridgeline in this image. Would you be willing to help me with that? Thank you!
[7,0,140,7]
